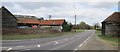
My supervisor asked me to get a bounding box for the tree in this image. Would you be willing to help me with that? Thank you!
[79,21,92,29]
[62,22,72,32]
[94,23,100,30]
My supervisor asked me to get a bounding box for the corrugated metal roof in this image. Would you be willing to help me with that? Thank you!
[103,12,120,22]
[39,19,65,25]
[17,18,65,25]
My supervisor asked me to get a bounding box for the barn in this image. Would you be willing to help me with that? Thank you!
[17,18,40,28]
[102,12,120,36]
[17,18,67,32]
[0,6,17,29]
[0,6,18,34]
[39,19,67,32]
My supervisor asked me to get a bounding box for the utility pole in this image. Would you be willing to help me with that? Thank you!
[73,0,77,32]
[75,15,76,32]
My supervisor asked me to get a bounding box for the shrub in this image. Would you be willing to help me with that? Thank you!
[62,24,72,32]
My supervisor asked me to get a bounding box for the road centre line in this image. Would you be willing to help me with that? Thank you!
[7,48,12,51]
[74,32,94,51]
[83,40,87,43]
[78,44,83,47]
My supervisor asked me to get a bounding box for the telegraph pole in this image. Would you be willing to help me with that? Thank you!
[74,15,76,32]
[73,0,77,32]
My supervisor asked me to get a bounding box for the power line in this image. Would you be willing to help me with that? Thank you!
[73,0,76,15]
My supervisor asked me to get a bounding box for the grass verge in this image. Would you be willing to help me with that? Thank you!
[96,30,119,46]
[2,30,84,40]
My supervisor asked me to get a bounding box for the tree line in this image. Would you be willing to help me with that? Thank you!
[72,21,100,30]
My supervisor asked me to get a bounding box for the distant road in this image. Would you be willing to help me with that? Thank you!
[2,30,95,52]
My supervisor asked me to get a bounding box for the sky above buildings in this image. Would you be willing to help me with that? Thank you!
[1,0,119,25]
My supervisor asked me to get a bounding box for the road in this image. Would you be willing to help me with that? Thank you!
[2,30,95,52]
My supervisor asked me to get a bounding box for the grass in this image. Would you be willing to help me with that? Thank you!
[2,30,84,40]
[96,30,119,46]
[0,35,2,40]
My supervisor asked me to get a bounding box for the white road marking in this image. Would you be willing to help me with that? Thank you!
[26,49,31,50]
[74,31,94,51]
[74,49,78,50]
[38,44,41,47]
[50,37,82,50]
[83,40,87,43]
[7,48,12,51]
[54,41,59,45]
[54,41,59,44]
[78,44,83,47]
[86,38,89,40]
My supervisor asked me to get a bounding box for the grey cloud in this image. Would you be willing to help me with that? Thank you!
[2,2,117,25]
[3,2,70,10]
[78,2,118,9]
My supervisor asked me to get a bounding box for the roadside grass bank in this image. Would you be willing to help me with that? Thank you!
[0,35,1,40]
[96,30,119,46]
[2,29,84,40]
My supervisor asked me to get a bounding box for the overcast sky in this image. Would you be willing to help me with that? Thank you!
[1,0,119,25]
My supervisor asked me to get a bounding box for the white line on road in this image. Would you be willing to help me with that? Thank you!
[74,31,94,52]
[26,49,31,50]
[74,49,78,50]
[83,40,87,43]
[86,38,89,40]
[7,48,12,51]
[50,37,82,50]
[78,44,83,47]
[54,41,59,45]
[38,44,41,47]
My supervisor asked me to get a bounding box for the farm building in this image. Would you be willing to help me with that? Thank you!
[17,18,40,28]
[17,18,67,32]
[0,6,17,29]
[0,6,70,33]
[39,19,67,32]
[102,12,120,36]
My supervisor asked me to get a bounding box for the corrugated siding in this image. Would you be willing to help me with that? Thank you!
[105,23,119,35]
[2,7,17,28]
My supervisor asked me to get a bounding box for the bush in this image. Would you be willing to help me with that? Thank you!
[62,24,72,32]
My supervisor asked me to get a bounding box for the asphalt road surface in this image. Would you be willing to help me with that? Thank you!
[2,30,95,52]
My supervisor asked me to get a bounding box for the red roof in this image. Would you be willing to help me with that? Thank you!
[39,19,65,25]
[17,18,39,24]
[103,12,120,22]
[17,18,65,25]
